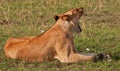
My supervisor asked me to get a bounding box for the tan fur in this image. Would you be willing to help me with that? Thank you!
[4,7,96,63]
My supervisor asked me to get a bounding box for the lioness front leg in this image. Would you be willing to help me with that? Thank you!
[55,53,95,63]
[55,52,110,63]
[68,53,95,62]
[54,46,96,63]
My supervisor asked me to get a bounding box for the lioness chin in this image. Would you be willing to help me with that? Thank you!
[4,7,109,63]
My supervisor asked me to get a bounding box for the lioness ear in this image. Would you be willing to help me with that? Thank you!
[54,15,59,21]
[61,15,71,21]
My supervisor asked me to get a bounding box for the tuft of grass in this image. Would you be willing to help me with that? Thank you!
[0,0,120,71]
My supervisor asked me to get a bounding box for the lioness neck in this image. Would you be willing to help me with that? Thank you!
[55,20,74,34]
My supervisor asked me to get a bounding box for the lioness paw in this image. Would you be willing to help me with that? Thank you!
[94,53,111,62]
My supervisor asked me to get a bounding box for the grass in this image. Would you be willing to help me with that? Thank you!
[0,0,120,71]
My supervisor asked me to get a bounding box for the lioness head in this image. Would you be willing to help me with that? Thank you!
[54,7,83,33]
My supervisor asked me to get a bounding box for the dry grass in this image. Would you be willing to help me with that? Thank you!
[0,0,120,71]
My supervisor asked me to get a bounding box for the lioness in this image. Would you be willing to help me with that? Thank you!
[4,7,109,63]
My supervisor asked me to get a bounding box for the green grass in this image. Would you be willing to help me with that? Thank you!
[0,0,120,71]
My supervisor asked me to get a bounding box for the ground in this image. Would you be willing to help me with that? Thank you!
[0,0,120,71]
